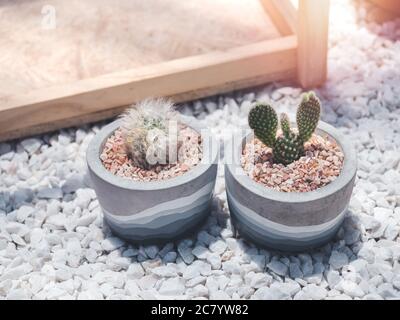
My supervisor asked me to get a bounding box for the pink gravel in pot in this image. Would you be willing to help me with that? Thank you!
[241,134,344,193]
[100,126,202,181]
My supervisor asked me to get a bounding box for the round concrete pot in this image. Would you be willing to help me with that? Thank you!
[87,116,218,244]
[225,121,357,252]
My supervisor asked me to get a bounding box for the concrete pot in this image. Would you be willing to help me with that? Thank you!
[225,121,357,252]
[87,117,218,244]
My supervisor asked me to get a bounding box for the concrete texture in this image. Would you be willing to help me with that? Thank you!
[87,118,218,243]
[225,121,357,252]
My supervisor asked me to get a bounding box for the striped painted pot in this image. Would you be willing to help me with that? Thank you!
[87,117,218,244]
[225,121,357,252]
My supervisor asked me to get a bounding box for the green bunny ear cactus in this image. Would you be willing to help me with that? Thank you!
[248,103,278,148]
[297,91,321,142]
[248,91,321,165]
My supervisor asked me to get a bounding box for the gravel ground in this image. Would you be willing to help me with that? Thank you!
[0,0,400,300]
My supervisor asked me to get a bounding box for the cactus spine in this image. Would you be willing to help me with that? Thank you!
[120,98,179,169]
[248,92,321,165]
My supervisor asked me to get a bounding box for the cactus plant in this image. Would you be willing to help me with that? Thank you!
[119,98,180,169]
[248,103,278,148]
[248,92,321,165]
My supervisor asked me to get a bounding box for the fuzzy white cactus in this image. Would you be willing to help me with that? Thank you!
[119,98,180,169]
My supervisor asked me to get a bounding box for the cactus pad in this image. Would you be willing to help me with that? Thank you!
[297,92,321,142]
[248,103,278,148]
[273,132,304,165]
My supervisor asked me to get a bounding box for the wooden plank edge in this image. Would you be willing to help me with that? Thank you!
[368,0,400,15]
[0,69,296,142]
[0,35,297,141]
[259,0,298,36]
[297,0,330,88]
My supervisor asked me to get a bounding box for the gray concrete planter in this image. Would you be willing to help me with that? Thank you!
[87,117,218,244]
[225,121,357,252]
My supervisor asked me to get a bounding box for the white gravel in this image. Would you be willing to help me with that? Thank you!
[0,0,400,300]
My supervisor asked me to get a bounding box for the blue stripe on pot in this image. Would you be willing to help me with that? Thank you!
[102,183,215,242]
[104,200,212,242]
[104,182,215,224]
[227,189,346,251]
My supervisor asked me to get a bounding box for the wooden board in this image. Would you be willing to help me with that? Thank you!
[364,0,400,23]
[0,0,281,98]
[0,0,330,141]
[297,0,330,88]
[368,0,400,14]
[259,0,298,36]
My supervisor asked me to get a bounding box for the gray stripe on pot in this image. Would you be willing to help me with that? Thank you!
[103,181,214,221]
[230,204,342,252]
[227,190,346,241]
[89,163,217,216]
[104,201,211,242]
[104,191,213,228]
[228,195,344,252]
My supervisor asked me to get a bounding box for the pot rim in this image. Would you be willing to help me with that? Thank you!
[86,116,218,191]
[225,121,357,203]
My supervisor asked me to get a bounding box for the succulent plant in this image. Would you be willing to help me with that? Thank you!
[248,92,321,165]
[120,98,180,169]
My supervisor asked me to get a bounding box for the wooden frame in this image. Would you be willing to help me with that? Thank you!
[369,0,400,14]
[0,0,330,141]
[367,0,400,22]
